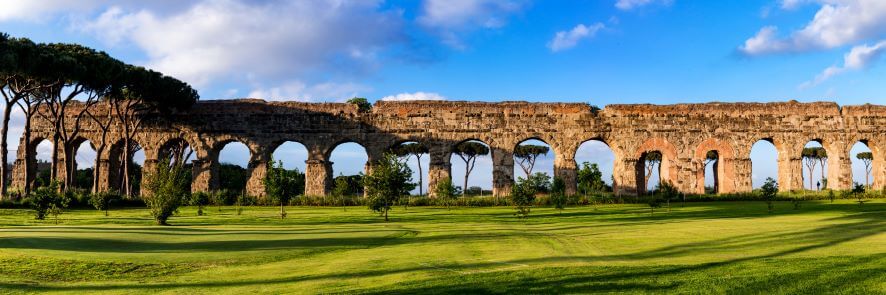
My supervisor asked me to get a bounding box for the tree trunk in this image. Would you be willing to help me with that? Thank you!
[22,112,32,195]
[417,156,423,196]
[808,166,814,190]
[463,171,469,196]
[123,139,131,197]
[0,104,12,199]
[865,164,871,187]
[50,135,59,185]
[92,144,105,193]
[63,141,75,190]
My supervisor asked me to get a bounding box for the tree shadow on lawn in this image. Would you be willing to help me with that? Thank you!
[527,201,885,226]
[357,253,886,294]
[1,203,882,254]
[0,212,882,293]
[0,226,409,237]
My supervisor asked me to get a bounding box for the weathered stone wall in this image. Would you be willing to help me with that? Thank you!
[11,99,886,198]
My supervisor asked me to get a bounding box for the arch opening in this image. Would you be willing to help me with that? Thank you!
[269,141,308,196]
[31,139,54,189]
[70,140,96,191]
[574,139,615,194]
[703,150,719,194]
[108,139,143,197]
[750,139,778,188]
[801,140,828,190]
[450,139,492,196]
[850,141,874,188]
[329,142,368,198]
[513,139,554,194]
[391,141,429,196]
[637,150,663,194]
[217,141,250,195]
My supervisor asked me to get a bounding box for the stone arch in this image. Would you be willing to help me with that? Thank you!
[512,137,555,180]
[450,138,494,196]
[269,139,310,170]
[847,137,879,188]
[322,138,368,160]
[107,138,143,196]
[635,137,678,194]
[573,137,617,194]
[66,137,98,190]
[325,139,370,197]
[747,137,779,188]
[693,137,736,194]
[23,136,54,190]
[797,138,830,190]
[388,139,431,195]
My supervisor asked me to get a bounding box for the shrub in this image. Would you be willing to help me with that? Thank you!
[550,177,567,214]
[851,183,867,205]
[90,191,121,216]
[760,177,779,213]
[657,181,679,213]
[265,160,302,219]
[364,153,415,221]
[511,177,536,219]
[29,182,63,220]
[647,196,662,215]
[190,191,210,216]
[526,172,551,194]
[434,177,460,210]
[143,158,190,225]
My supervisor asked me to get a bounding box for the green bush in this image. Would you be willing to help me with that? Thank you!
[434,177,460,210]
[364,153,415,221]
[511,177,537,218]
[143,158,190,225]
[90,191,121,216]
[550,177,567,213]
[28,182,70,223]
[189,191,210,216]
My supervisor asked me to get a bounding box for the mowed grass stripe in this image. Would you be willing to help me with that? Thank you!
[0,200,883,294]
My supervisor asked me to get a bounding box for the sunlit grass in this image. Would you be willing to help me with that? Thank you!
[0,200,884,294]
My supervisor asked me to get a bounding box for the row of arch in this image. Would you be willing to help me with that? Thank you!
[21,133,879,197]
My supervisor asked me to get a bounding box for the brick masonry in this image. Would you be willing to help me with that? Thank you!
[11,99,886,197]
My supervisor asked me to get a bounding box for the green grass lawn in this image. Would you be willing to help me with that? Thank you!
[0,200,884,294]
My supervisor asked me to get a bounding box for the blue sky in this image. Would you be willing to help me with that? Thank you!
[4,0,880,192]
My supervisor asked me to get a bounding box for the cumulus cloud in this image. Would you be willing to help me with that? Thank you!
[740,0,886,55]
[380,92,447,101]
[800,40,886,88]
[418,0,526,48]
[0,0,101,21]
[79,0,404,90]
[247,80,371,102]
[548,23,604,52]
[615,0,673,10]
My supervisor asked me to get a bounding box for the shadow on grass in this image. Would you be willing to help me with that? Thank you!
[1,210,883,293]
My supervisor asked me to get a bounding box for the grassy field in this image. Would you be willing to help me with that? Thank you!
[0,200,884,294]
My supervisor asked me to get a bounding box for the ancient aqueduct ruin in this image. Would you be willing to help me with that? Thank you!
[11,100,885,197]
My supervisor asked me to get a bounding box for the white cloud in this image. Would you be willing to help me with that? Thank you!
[740,0,886,55]
[247,80,371,102]
[79,0,404,89]
[418,0,526,48]
[380,92,447,101]
[548,23,604,52]
[800,40,886,88]
[740,26,792,55]
[615,0,672,10]
[0,0,100,21]
[780,0,808,10]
